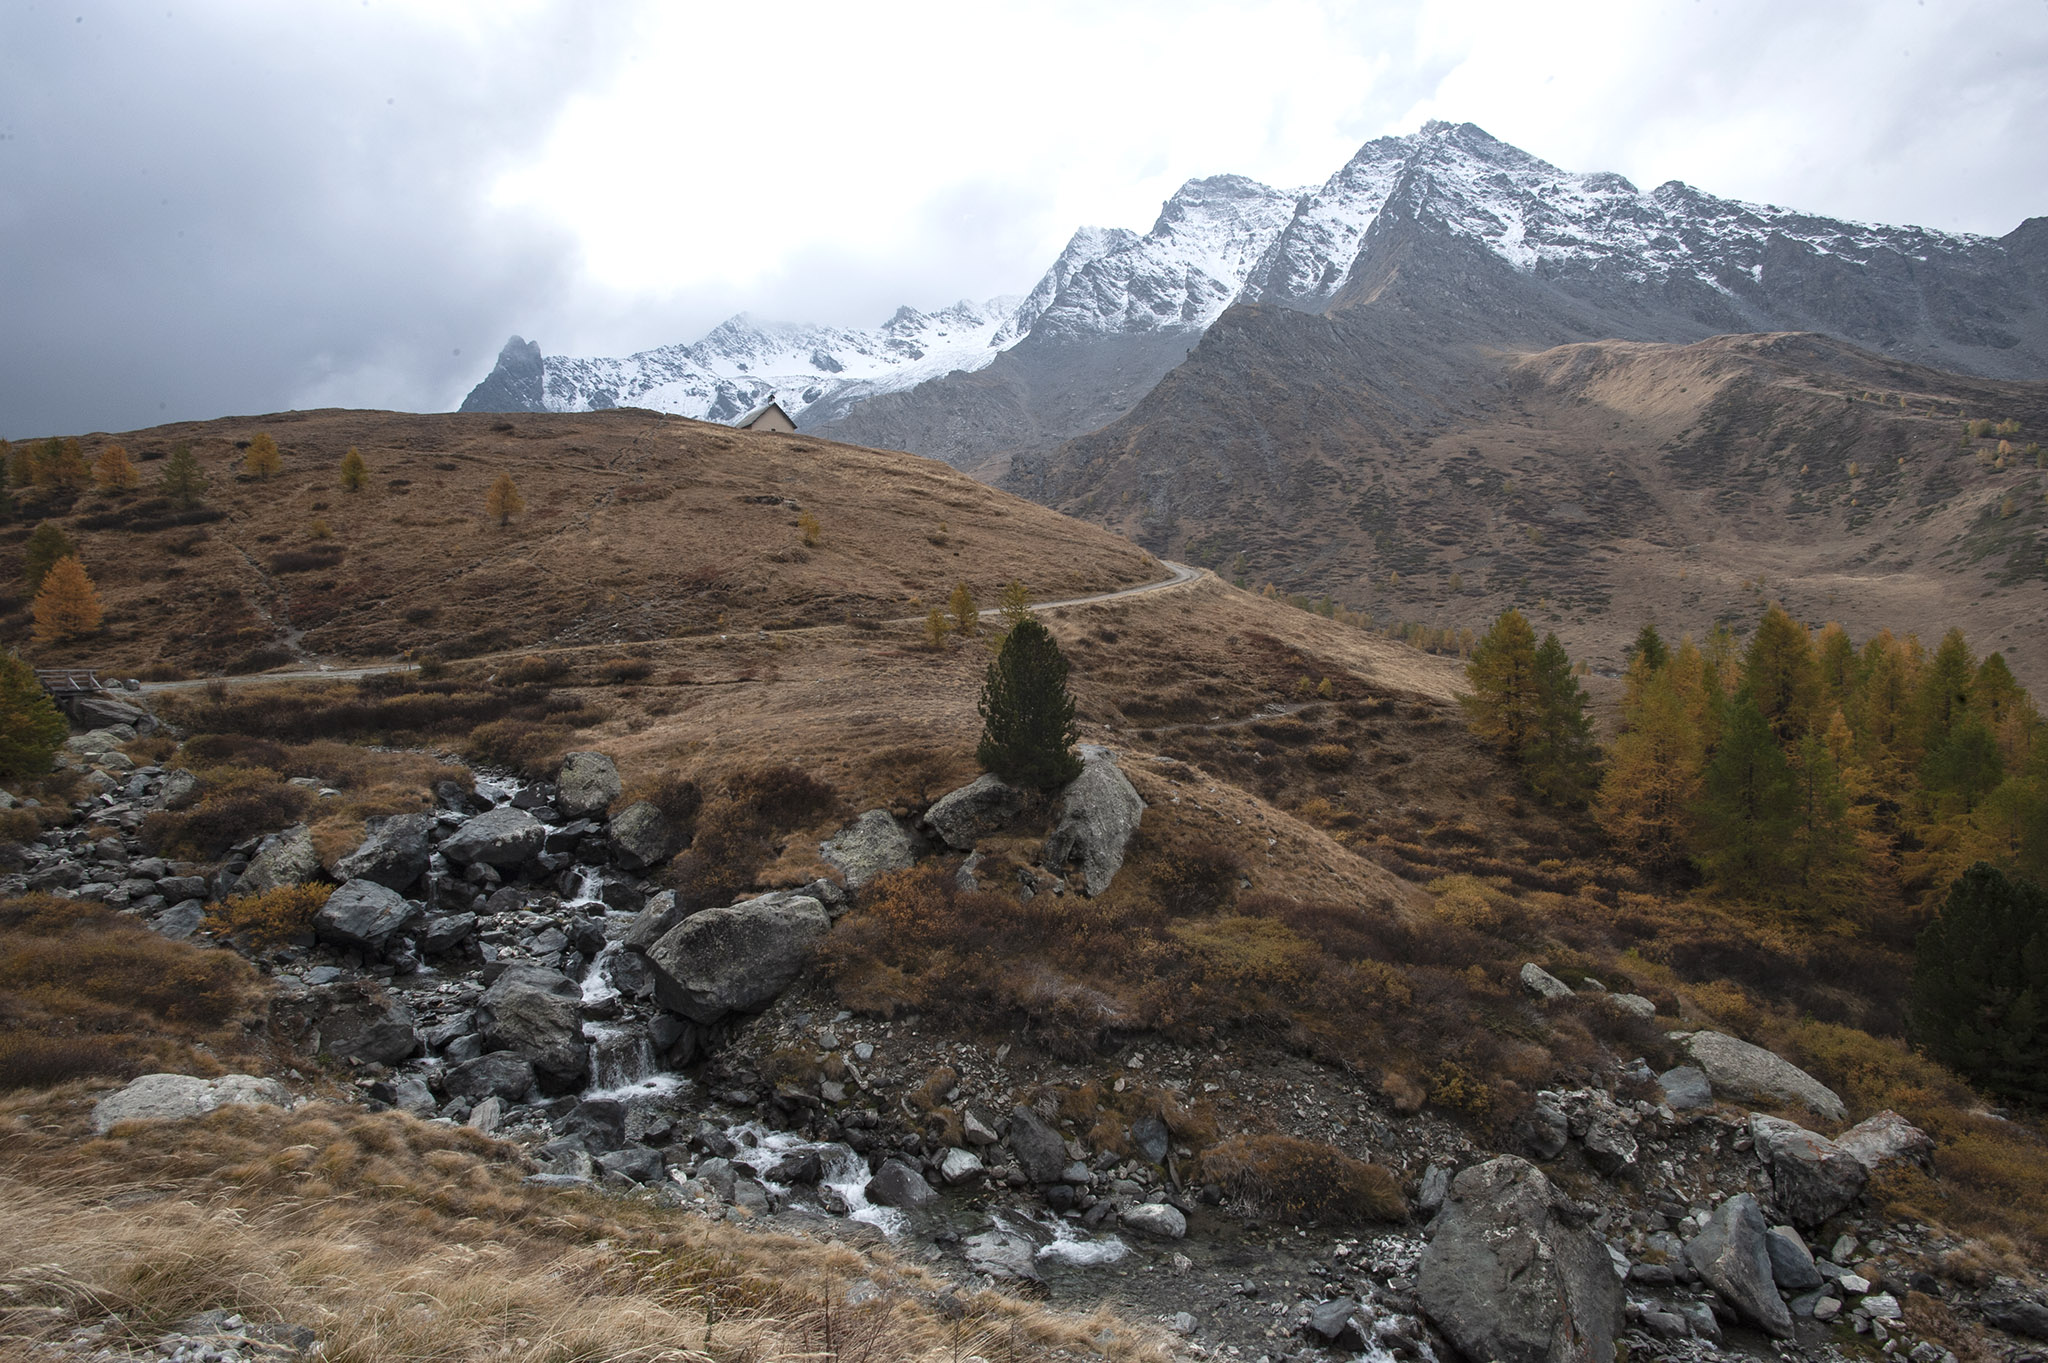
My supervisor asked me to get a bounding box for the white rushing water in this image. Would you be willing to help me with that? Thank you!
[1022,1213,1128,1265]
[736,1125,908,1237]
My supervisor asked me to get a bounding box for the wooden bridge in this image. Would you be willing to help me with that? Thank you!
[34,668,105,699]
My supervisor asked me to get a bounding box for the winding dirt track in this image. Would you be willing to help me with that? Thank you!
[136,561,1206,694]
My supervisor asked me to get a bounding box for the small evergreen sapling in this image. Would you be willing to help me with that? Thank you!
[0,650,68,779]
[975,617,1082,791]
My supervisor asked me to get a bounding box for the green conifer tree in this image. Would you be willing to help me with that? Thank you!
[159,443,208,508]
[0,650,69,780]
[975,617,1082,791]
[21,522,75,592]
[1739,604,1820,743]
[1693,695,1798,898]
[1918,628,1977,751]
[1525,632,1600,807]
[1909,863,2048,1104]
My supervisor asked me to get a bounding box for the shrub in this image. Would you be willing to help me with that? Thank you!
[1151,838,1243,916]
[622,771,702,826]
[465,719,572,779]
[497,654,569,687]
[1304,742,1354,771]
[798,510,821,546]
[1251,716,1314,744]
[1197,1133,1405,1224]
[268,545,344,574]
[140,768,312,860]
[205,882,333,947]
[729,763,836,830]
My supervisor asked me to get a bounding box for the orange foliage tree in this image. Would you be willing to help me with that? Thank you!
[31,555,105,645]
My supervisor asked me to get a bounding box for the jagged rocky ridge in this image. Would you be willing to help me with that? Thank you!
[464,121,2047,472]
[21,705,2048,1363]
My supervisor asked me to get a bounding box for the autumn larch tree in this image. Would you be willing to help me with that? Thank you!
[31,555,105,645]
[1598,644,1708,874]
[949,581,978,637]
[92,443,140,492]
[486,472,525,527]
[244,432,282,479]
[1739,603,1820,743]
[339,446,369,491]
[976,616,1082,791]
[924,606,951,650]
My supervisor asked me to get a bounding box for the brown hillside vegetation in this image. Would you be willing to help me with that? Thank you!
[1023,329,2048,695]
[0,409,1159,675]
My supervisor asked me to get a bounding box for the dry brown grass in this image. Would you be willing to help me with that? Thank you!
[1196,1133,1406,1226]
[0,895,268,1091]
[0,1095,1173,1363]
[1,408,1160,674]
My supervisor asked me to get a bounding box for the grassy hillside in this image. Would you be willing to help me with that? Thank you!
[0,409,1160,676]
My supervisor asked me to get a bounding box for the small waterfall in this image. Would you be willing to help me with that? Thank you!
[585,1022,668,1095]
[562,865,606,909]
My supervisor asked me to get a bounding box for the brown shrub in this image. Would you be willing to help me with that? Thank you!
[1197,1134,1405,1224]
[465,719,572,779]
[620,771,703,827]
[1150,838,1243,916]
[205,883,334,948]
[494,653,569,686]
[1304,742,1354,772]
[729,764,837,830]
[1250,716,1314,744]
[140,769,312,860]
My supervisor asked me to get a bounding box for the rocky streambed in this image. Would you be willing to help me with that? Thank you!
[13,713,2048,1363]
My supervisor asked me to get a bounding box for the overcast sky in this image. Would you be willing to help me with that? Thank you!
[4,0,2044,439]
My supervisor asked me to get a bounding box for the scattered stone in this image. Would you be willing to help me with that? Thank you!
[467,1095,505,1135]
[938,1147,985,1184]
[1306,1298,1366,1348]
[314,878,418,951]
[1677,1031,1846,1121]
[1813,1296,1844,1322]
[598,1147,665,1184]
[819,810,916,891]
[962,1109,1000,1146]
[92,1073,289,1135]
[232,825,321,896]
[440,807,547,867]
[422,911,478,954]
[865,1158,938,1210]
[1130,1113,1170,1164]
[1863,1293,1903,1321]
[1607,993,1657,1019]
[151,899,206,941]
[554,751,621,819]
[925,774,1032,850]
[474,964,589,1093]
[1765,1224,1823,1291]
[1006,1104,1067,1184]
[1415,1156,1623,1363]
[1748,1114,1869,1227]
[964,1228,1041,1283]
[644,890,831,1023]
[1041,746,1145,895]
[1519,963,1575,1001]
[1418,1163,1451,1215]
[1836,1109,1934,1174]
[444,1052,536,1102]
[1684,1193,1793,1338]
[1525,1100,1569,1160]
[72,694,154,732]
[609,801,684,871]
[1121,1202,1188,1240]
[160,768,201,809]
[1657,1066,1713,1111]
[285,982,418,1065]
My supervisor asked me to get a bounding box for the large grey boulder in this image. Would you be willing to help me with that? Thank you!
[1765,1225,1823,1291]
[1006,1104,1068,1184]
[314,879,418,951]
[1749,1114,1868,1227]
[1678,1031,1845,1121]
[332,812,433,890]
[819,810,915,891]
[1685,1193,1793,1338]
[1415,1156,1623,1363]
[963,1228,1041,1284]
[160,768,201,809]
[440,807,546,867]
[73,693,155,733]
[231,825,321,896]
[1520,963,1575,1000]
[555,751,621,819]
[644,891,830,1023]
[1835,1110,1933,1174]
[865,1158,938,1210]
[925,774,1032,850]
[609,801,683,871]
[1042,745,1145,896]
[443,1051,536,1102]
[307,988,417,1065]
[1121,1202,1188,1240]
[92,1073,288,1135]
[474,964,588,1093]
[1658,1066,1714,1111]
[622,889,685,952]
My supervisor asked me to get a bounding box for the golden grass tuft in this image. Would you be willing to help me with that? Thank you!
[1196,1133,1406,1225]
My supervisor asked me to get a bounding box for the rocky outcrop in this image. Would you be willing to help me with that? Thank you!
[1415,1156,1623,1363]
[1042,746,1144,895]
[554,752,621,820]
[925,774,1032,850]
[314,879,418,951]
[232,825,321,896]
[644,891,831,1023]
[1685,1193,1793,1338]
[91,1073,289,1135]
[1678,1031,1845,1121]
[1749,1114,1868,1227]
[820,810,916,891]
[331,813,433,891]
[439,807,546,867]
[474,964,589,1093]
